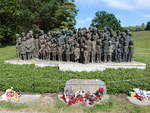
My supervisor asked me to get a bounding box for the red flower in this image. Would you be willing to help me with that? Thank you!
[71,97,75,101]
[69,101,74,105]
[99,88,105,93]
[79,96,84,102]
[138,96,145,99]
[135,93,139,98]
[96,95,101,98]
[61,95,66,101]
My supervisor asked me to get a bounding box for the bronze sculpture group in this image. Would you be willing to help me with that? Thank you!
[16,27,134,64]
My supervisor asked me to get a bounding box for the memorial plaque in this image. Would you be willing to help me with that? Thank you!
[64,79,107,95]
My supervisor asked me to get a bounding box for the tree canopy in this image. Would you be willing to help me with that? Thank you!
[91,11,122,30]
[145,21,150,30]
[0,0,78,45]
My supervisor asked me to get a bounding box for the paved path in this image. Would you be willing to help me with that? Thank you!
[0,111,41,113]
[0,94,41,104]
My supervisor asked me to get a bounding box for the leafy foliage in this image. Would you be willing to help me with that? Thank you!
[145,21,150,30]
[0,0,20,45]
[91,11,122,30]
[0,0,78,45]
[123,23,145,32]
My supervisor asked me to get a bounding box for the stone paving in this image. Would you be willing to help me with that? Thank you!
[0,94,41,104]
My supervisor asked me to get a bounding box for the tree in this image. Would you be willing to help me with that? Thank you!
[55,1,78,29]
[141,23,145,31]
[0,0,78,45]
[0,0,21,44]
[91,11,122,30]
[145,21,150,30]
[18,0,78,31]
[122,23,145,32]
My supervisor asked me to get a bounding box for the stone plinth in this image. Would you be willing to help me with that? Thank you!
[5,59,146,72]
[5,59,59,67]
[59,62,146,72]
[64,79,107,95]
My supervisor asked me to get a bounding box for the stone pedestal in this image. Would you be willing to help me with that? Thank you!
[59,62,146,72]
[5,59,146,72]
[64,79,107,95]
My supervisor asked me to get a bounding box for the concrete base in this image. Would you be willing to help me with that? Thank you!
[5,59,146,72]
[0,94,41,104]
[64,79,107,94]
[59,62,146,72]
[5,59,59,67]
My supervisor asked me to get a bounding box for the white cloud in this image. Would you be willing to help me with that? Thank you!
[102,0,135,10]
[136,0,150,9]
[103,0,150,10]
[75,0,101,5]
[76,0,150,10]
[78,17,93,24]
[143,14,150,18]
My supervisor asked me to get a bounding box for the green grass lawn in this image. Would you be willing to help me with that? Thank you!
[0,31,150,113]
[133,31,150,63]
[0,31,150,94]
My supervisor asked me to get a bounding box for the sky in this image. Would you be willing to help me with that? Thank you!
[75,0,150,28]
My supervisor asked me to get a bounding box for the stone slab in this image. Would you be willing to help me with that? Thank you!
[127,96,150,106]
[18,94,41,103]
[5,59,59,67]
[64,79,107,94]
[5,59,146,72]
[35,63,57,67]
[0,94,41,104]
[59,61,146,72]
[5,60,33,65]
